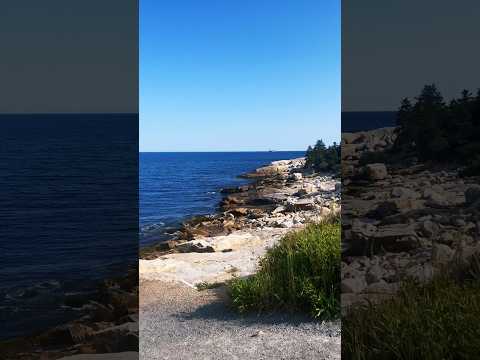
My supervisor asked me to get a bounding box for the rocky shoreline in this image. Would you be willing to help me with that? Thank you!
[0,268,139,360]
[341,127,480,310]
[140,157,340,286]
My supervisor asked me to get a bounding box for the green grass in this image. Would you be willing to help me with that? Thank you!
[343,262,480,360]
[227,217,340,319]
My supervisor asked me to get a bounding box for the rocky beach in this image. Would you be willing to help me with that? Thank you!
[0,269,139,360]
[139,156,341,359]
[341,127,480,310]
[140,157,340,285]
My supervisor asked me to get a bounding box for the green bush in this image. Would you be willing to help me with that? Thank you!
[305,140,340,173]
[228,218,340,319]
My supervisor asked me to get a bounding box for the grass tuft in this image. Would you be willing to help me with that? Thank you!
[343,263,480,360]
[227,217,340,319]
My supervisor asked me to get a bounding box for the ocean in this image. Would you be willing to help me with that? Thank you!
[140,151,305,246]
[342,111,397,132]
[0,114,138,340]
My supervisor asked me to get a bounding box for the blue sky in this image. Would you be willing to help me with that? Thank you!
[140,0,340,152]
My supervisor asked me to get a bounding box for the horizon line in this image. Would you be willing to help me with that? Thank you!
[0,112,138,115]
[139,150,307,153]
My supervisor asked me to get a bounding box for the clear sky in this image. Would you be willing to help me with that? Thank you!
[0,0,137,113]
[343,0,480,111]
[140,0,340,152]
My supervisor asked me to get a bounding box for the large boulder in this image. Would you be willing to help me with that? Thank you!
[364,163,388,180]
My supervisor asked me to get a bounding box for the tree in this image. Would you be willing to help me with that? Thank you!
[393,84,480,175]
[305,140,340,173]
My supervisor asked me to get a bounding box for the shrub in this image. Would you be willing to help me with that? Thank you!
[227,218,341,319]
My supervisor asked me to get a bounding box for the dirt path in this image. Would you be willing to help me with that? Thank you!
[140,280,340,360]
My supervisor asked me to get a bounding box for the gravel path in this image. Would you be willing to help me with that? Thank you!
[140,280,340,360]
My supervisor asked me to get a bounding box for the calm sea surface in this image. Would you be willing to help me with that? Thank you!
[0,114,138,340]
[342,111,396,132]
[140,151,305,245]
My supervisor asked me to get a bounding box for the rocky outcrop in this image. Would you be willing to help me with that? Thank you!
[341,127,480,311]
[1,269,139,359]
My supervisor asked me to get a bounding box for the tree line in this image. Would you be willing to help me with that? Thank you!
[395,84,480,175]
[305,140,340,172]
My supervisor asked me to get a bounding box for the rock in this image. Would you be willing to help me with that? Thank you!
[432,243,454,265]
[366,280,397,294]
[272,205,286,214]
[341,277,367,293]
[342,164,355,177]
[251,330,265,337]
[290,172,303,180]
[229,208,249,217]
[465,185,480,206]
[405,264,434,283]
[287,199,315,211]
[391,187,419,199]
[87,323,138,354]
[423,188,449,208]
[68,323,94,344]
[365,163,388,180]
[420,220,438,237]
[37,325,75,347]
[90,301,116,322]
[365,265,383,284]
[351,219,377,238]
[175,240,215,253]
[303,183,317,194]
[366,201,398,219]
[342,144,358,159]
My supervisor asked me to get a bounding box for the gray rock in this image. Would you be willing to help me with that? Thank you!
[432,243,453,265]
[366,280,397,294]
[341,277,367,293]
[365,163,388,180]
[365,265,383,284]
[391,187,419,199]
[423,188,449,207]
[465,185,480,206]
[420,220,438,237]
[176,240,215,253]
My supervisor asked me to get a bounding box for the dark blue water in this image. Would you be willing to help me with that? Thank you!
[342,111,397,132]
[0,114,138,340]
[140,151,305,245]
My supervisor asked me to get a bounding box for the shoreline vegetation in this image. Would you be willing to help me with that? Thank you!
[342,85,480,359]
[228,217,340,319]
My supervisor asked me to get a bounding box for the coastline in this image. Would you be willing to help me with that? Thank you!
[139,156,340,286]
[139,156,342,359]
